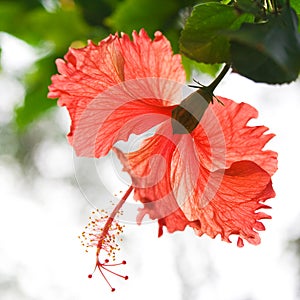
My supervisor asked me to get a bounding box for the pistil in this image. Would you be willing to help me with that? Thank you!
[80,185,133,291]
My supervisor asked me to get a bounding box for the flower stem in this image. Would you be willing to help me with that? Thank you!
[206,64,231,93]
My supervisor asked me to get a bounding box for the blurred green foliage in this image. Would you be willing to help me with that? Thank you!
[0,0,198,130]
[0,0,299,130]
[0,0,94,130]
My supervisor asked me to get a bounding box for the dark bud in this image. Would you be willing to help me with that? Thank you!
[171,88,212,134]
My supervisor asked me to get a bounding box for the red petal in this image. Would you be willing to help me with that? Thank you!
[48,29,185,157]
[114,122,184,222]
[237,237,244,248]
[115,115,276,246]
[193,97,278,175]
[114,122,199,235]
[71,85,177,157]
[189,161,275,246]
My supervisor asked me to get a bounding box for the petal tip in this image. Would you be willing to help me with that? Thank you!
[237,237,244,248]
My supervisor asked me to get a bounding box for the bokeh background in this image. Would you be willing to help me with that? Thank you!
[1,0,300,299]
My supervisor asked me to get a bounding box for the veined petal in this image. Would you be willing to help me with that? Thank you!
[193,97,278,175]
[114,122,180,215]
[71,81,178,157]
[48,29,185,157]
[121,30,184,82]
[115,112,276,246]
[113,122,194,234]
[184,161,275,246]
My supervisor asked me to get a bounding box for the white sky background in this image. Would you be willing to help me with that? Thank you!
[1,33,300,300]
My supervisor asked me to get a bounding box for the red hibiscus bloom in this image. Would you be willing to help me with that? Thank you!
[48,29,185,157]
[114,97,277,247]
[48,29,277,288]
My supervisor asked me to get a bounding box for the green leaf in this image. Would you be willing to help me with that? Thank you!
[291,0,300,15]
[291,0,300,30]
[195,0,219,3]
[234,0,264,16]
[182,56,221,80]
[220,0,232,4]
[227,7,300,84]
[179,2,254,64]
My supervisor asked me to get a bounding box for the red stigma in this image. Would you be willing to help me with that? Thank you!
[88,258,129,292]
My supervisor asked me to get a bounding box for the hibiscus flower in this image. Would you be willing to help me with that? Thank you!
[48,29,277,288]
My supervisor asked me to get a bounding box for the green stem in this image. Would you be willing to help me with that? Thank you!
[206,64,231,93]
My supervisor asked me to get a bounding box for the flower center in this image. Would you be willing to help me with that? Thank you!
[171,89,210,134]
